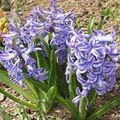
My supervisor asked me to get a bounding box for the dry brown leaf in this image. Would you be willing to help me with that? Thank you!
[0,8,6,18]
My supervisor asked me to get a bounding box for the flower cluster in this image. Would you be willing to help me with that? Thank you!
[0,18,48,85]
[24,0,74,63]
[66,29,119,103]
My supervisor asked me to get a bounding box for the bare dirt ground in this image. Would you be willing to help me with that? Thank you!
[0,0,120,120]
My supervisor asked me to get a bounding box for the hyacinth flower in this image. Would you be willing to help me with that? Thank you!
[0,18,48,85]
[24,0,74,64]
[66,29,119,104]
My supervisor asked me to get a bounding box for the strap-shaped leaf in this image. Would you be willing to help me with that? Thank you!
[56,95,80,120]
[37,90,48,113]
[68,66,76,100]
[35,50,49,70]
[0,71,37,103]
[28,77,49,92]
[48,50,57,86]
[87,96,120,120]
[0,88,37,110]
[88,89,97,107]
[46,86,57,112]
[87,89,97,118]
[48,32,53,46]
[35,50,42,68]
[38,35,51,58]
[17,105,29,119]
[23,79,38,100]
[56,65,69,97]
[79,96,88,120]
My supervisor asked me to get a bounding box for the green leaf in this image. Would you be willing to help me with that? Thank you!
[97,17,103,30]
[0,88,37,110]
[41,103,46,113]
[87,96,120,120]
[34,36,50,70]
[86,89,97,118]
[75,18,81,30]
[101,8,112,19]
[13,106,29,120]
[0,106,10,120]
[35,50,49,70]
[56,95,80,120]
[38,35,51,58]
[28,77,49,92]
[68,66,76,100]
[2,112,10,120]
[98,8,112,30]
[87,16,95,34]
[23,79,38,100]
[48,32,53,46]
[0,106,4,114]
[18,105,29,120]
[38,90,48,103]
[35,50,41,68]
[88,89,97,107]
[56,65,69,97]
[37,90,48,114]
[48,50,57,86]
[0,71,37,103]
[79,96,88,120]
[46,86,57,111]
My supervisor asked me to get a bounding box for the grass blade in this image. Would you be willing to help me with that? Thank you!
[87,16,95,34]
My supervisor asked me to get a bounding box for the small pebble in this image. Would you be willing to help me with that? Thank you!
[0,93,5,102]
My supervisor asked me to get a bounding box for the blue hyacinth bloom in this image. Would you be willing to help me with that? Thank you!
[0,19,48,85]
[66,29,119,104]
